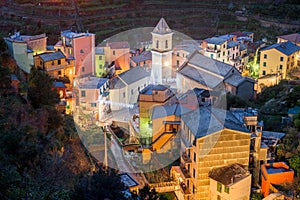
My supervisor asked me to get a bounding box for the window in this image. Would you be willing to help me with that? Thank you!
[82,67,85,72]
[176,60,179,66]
[165,40,168,49]
[58,59,61,65]
[223,51,225,56]
[113,50,115,55]
[58,70,61,75]
[91,103,97,107]
[194,152,196,162]
[279,64,283,69]
[218,53,220,58]
[156,40,159,49]
[40,60,42,65]
[99,64,103,69]
[262,70,266,76]
[224,186,230,193]
[99,55,102,60]
[264,54,267,59]
[131,89,133,95]
[176,52,179,56]
[52,61,54,65]
[193,185,195,194]
[214,45,217,50]
[80,49,84,53]
[210,54,214,58]
[193,169,195,178]
[81,91,86,97]
[280,57,284,61]
[263,62,266,67]
[123,92,125,98]
[223,44,225,48]
[217,182,222,192]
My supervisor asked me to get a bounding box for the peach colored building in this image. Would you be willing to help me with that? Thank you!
[208,164,251,200]
[55,30,95,77]
[277,33,300,46]
[75,76,109,121]
[261,162,294,197]
[106,41,130,74]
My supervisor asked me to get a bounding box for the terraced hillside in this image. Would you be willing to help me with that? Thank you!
[1,0,299,44]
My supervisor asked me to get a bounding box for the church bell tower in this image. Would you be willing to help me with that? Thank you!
[151,18,173,84]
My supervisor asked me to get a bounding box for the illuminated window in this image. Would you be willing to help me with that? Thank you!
[224,186,230,193]
[217,182,222,192]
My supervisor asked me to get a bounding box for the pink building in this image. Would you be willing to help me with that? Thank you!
[55,30,95,77]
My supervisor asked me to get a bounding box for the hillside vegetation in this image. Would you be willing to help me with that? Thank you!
[1,0,299,44]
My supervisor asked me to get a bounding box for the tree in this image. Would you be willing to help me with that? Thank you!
[139,185,160,200]
[289,154,300,177]
[286,85,300,107]
[72,168,127,200]
[27,68,59,108]
[0,65,12,96]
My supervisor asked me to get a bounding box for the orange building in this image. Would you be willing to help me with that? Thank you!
[261,162,294,197]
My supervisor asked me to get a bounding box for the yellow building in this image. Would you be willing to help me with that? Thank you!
[34,51,75,86]
[259,41,300,79]
[171,107,251,200]
[208,164,252,200]
[138,84,176,146]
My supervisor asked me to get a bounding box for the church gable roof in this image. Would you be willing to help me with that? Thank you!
[152,18,172,34]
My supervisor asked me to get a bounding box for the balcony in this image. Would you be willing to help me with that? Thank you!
[182,152,192,163]
[180,182,191,195]
[180,165,191,179]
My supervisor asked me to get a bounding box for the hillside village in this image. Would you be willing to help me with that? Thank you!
[2,17,300,200]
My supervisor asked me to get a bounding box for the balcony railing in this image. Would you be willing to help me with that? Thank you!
[180,165,191,179]
[180,182,191,195]
[182,152,192,163]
